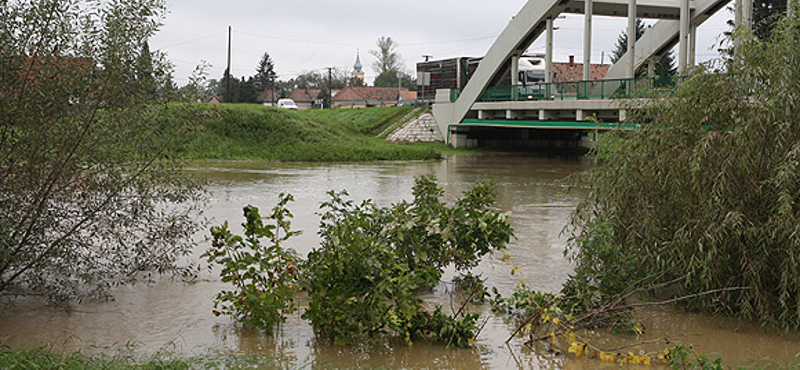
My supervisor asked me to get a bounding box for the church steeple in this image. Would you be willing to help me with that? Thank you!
[353,49,364,74]
[351,49,365,86]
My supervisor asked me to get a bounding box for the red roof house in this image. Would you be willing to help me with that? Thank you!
[552,55,610,83]
[333,86,414,109]
[288,89,321,110]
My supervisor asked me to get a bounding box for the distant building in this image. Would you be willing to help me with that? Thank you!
[333,86,415,109]
[257,88,280,106]
[552,55,610,82]
[287,89,321,110]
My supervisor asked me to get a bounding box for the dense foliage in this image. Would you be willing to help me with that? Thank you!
[567,12,800,330]
[303,175,513,345]
[202,195,301,334]
[0,0,204,303]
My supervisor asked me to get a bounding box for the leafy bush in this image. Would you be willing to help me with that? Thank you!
[566,14,800,330]
[301,175,514,345]
[202,194,301,334]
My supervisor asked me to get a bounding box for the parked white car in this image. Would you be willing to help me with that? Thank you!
[277,98,299,110]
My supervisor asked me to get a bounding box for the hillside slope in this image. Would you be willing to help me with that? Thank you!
[181,104,442,162]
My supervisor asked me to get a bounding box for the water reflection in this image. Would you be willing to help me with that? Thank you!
[0,154,797,369]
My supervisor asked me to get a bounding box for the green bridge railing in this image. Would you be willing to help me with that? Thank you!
[450,76,686,102]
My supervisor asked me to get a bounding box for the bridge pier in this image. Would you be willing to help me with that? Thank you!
[540,109,558,121]
[507,110,525,120]
[576,109,586,121]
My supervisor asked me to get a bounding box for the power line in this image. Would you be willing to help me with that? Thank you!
[154,31,227,50]
[404,34,499,46]
[233,30,358,47]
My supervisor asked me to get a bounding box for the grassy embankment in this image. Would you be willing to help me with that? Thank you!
[3,348,800,370]
[0,348,281,370]
[180,104,460,162]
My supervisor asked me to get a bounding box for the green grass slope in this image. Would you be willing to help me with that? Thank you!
[300,105,415,135]
[181,104,441,162]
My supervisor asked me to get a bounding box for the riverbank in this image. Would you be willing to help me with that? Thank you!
[3,347,798,370]
[178,104,465,162]
[0,348,284,370]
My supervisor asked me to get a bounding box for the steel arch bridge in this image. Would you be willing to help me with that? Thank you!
[431,0,760,147]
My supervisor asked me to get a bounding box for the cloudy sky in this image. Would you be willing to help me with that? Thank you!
[150,0,734,86]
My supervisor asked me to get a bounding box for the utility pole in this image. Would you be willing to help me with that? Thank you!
[397,71,402,105]
[226,26,231,103]
[327,67,333,109]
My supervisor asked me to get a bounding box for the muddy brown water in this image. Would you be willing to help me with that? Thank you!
[1,154,798,369]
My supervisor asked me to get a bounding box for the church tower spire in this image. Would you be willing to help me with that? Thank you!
[352,49,365,85]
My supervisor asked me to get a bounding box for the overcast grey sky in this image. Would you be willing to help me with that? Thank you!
[150,0,734,86]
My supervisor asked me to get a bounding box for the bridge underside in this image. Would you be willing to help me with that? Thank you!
[449,101,640,149]
[432,0,733,146]
[470,99,622,123]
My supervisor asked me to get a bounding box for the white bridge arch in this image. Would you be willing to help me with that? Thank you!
[431,0,761,146]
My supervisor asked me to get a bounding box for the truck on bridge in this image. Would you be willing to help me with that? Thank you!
[416,54,548,101]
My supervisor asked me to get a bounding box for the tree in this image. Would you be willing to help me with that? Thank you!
[611,19,676,77]
[219,68,241,102]
[719,0,788,59]
[752,0,788,39]
[180,61,213,102]
[0,0,205,303]
[287,70,326,90]
[238,76,258,103]
[373,70,416,91]
[369,36,402,76]
[253,52,277,103]
[567,13,800,331]
[135,41,156,94]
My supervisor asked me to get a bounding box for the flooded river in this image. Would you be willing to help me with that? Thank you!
[1,154,798,369]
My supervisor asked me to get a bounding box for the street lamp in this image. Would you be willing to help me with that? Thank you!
[397,71,402,106]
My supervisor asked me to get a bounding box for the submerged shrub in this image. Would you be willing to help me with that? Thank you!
[202,194,301,334]
[302,175,513,345]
